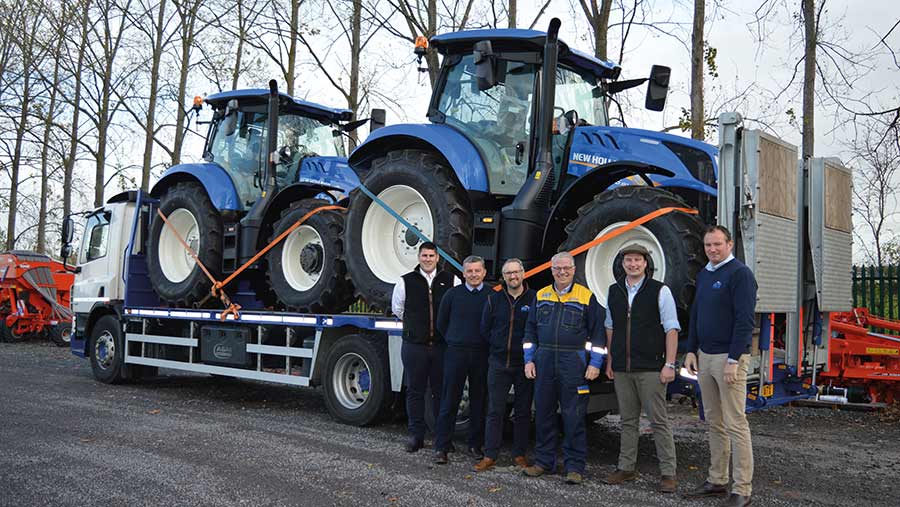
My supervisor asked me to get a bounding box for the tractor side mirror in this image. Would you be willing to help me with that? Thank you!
[222,99,239,136]
[370,108,386,131]
[557,109,579,136]
[473,40,497,91]
[645,65,670,112]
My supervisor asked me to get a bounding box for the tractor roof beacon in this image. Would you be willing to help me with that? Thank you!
[345,19,713,328]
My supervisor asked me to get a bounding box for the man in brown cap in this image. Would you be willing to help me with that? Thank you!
[602,243,680,493]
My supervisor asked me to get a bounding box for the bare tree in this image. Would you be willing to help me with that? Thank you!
[61,0,92,220]
[577,0,613,60]
[851,116,900,266]
[690,0,704,140]
[170,0,211,165]
[242,0,307,95]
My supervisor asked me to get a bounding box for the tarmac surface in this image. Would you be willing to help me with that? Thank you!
[2,341,898,506]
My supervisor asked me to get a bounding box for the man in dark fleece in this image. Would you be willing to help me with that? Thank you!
[474,258,536,472]
[683,225,757,507]
[433,255,491,464]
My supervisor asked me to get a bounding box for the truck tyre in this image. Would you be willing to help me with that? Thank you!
[344,150,472,311]
[48,324,72,347]
[147,182,223,306]
[89,315,125,384]
[267,199,355,313]
[560,186,706,316]
[322,334,393,426]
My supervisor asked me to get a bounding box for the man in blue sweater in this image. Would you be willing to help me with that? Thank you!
[684,225,757,507]
[433,255,491,464]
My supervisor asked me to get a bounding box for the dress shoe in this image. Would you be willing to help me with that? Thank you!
[513,456,529,469]
[433,450,448,465]
[523,465,546,477]
[473,457,496,472]
[447,443,456,453]
[722,494,752,507]
[467,446,484,460]
[565,471,583,485]
[683,481,729,499]
[603,469,639,484]
[659,475,678,493]
[404,436,423,453]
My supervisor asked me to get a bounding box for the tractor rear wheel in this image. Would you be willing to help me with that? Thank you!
[344,150,472,311]
[560,186,706,318]
[147,182,223,306]
[267,199,355,313]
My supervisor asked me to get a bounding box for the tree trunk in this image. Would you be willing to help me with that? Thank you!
[348,0,361,150]
[231,0,245,91]
[508,0,516,28]
[425,0,439,87]
[801,0,816,161]
[38,50,62,254]
[141,0,167,191]
[596,0,612,61]
[7,80,30,250]
[172,7,196,166]
[64,0,91,220]
[286,0,301,95]
[690,0,705,140]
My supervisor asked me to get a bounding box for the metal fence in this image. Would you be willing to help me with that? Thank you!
[852,265,900,320]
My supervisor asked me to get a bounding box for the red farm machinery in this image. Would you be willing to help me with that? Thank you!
[0,251,74,347]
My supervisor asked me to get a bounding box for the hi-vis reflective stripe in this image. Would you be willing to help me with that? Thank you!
[592,346,608,355]
[584,342,592,350]
[523,343,534,349]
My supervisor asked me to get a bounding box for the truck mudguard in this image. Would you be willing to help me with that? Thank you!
[150,163,242,211]
[348,123,489,192]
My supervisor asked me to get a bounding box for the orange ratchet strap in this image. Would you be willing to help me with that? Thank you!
[493,206,698,291]
[156,205,345,320]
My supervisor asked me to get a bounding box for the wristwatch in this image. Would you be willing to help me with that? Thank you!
[664,362,676,370]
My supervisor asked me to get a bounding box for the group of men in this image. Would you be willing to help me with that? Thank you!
[391,226,757,507]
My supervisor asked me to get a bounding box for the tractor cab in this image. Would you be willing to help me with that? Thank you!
[203,89,354,209]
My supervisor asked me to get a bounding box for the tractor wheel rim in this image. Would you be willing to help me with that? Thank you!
[61,327,72,344]
[361,185,433,283]
[331,352,371,410]
[282,225,324,291]
[584,222,666,307]
[158,208,200,283]
[95,330,116,370]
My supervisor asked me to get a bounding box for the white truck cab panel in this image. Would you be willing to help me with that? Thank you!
[71,201,135,314]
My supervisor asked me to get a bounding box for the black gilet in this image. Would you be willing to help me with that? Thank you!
[401,268,454,344]
[608,277,666,371]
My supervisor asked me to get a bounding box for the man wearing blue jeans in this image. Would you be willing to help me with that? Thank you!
[474,258,536,472]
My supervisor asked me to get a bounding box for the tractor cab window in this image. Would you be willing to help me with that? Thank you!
[80,211,111,263]
[208,108,344,209]
[436,55,538,196]
[554,66,607,127]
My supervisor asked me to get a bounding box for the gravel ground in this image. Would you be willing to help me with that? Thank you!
[1,341,898,507]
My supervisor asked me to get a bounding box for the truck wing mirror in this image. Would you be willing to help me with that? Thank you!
[473,40,497,91]
[645,65,670,112]
[60,244,72,261]
[62,216,75,245]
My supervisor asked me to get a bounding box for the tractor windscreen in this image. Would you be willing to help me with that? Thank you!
[207,109,343,209]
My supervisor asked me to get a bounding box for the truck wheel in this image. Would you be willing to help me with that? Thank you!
[48,324,72,347]
[89,315,125,384]
[147,181,223,306]
[424,381,471,437]
[322,334,393,426]
[344,150,472,310]
[267,199,354,313]
[561,186,706,313]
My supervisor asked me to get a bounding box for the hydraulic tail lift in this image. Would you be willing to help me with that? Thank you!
[670,113,853,415]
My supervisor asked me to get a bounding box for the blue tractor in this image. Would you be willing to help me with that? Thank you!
[147,85,370,312]
[345,19,715,322]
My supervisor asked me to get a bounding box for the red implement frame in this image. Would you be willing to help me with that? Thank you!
[0,251,74,340]
[822,308,900,403]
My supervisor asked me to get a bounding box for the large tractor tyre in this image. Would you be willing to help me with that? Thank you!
[560,186,707,316]
[322,334,394,426]
[147,182,223,306]
[48,324,72,347]
[89,315,126,384]
[344,150,472,311]
[267,199,355,313]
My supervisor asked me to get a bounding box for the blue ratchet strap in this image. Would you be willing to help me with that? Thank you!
[357,183,464,273]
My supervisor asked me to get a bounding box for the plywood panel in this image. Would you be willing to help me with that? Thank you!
[758,137,797,220]
[825,162,852,233]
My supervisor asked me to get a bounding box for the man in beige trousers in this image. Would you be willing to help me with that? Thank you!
[683,226,757,507]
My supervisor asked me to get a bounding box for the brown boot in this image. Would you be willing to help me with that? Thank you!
[603,469,639,484]
[659,475,678,493]
[523,465,546,477]
[473,457,496,472]
[513,456,529,469]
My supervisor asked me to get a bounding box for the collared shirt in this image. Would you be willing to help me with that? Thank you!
[466,282,484,292]
[604,275,681,333]
[706,253,735,272]
[553,282,573,296]
[391,269,460,319]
